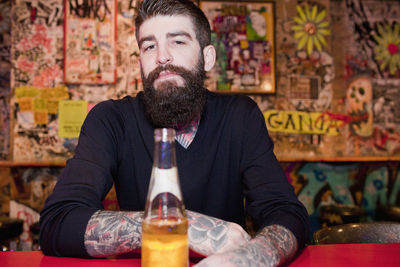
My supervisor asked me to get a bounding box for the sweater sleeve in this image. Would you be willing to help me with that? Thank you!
[39,100,124,257]
[239,100,310,248]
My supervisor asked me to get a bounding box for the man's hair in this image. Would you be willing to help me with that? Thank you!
[135,0,211,49]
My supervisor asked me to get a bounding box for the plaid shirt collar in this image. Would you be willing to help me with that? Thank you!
[175,116,200,149]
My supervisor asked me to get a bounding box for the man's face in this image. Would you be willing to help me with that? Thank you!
[138,15,207,128]
[138,15,203,89]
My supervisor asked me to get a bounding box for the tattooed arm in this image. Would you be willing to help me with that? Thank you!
[84,210,143,257]
[84,209,251,257]
[195,224,298,267]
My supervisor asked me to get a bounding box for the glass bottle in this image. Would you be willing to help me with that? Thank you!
[141,128,188,267]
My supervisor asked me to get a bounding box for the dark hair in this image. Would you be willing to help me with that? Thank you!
[135,0,211,49]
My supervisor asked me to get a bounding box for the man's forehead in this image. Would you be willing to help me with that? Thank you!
[139,15,196,39]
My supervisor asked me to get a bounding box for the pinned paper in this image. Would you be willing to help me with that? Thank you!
[47,100,59,114]
[34,110,49,125]
[14,86,40,99]
[49,85,69,100]
[58,100,88,138]
[15,85,70,123]
[17,112,35,130]
[34,98,47,110]
[18,98,34,112]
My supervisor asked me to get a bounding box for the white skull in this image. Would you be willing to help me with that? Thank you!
[345,77,373,137]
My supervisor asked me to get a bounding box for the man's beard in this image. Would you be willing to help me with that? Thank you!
[141,57,207,128]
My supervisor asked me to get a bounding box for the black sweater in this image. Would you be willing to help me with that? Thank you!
[39,91,310,257]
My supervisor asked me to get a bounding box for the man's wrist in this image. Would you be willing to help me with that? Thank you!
[196,224,298,267]
[251,224,298,266]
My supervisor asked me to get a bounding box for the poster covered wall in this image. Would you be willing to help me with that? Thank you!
[0,0,11,160]
[10,0,142,163]
[3,0,400,163]
[339,0,400,157]
[251,0,400,160]
[64,0,117,84]
[253,0,337,159]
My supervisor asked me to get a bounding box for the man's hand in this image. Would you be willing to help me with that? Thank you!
[194,224,298,267]
[187,210,251,256]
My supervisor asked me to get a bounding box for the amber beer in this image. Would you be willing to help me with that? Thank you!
[142,217,188,267]
[142,129,188,266]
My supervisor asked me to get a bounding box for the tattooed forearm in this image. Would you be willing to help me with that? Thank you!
[195,224,298,267]
[229,225,297,267]
[256,225,298,264]
[187,210,250,256]
[84,210,143,257]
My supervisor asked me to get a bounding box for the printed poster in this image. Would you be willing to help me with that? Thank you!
[64,0,117,84]
[200,1,276,93]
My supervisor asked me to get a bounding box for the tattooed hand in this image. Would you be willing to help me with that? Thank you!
[84,210,143,257]
[187,210,251,256]
[194,224,298,267]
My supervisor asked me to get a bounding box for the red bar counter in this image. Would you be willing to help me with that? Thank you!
[290,243,400,267]
[0,251,198,266]
[1,243,400,266]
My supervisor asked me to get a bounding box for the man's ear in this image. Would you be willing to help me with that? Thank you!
[203,45,216,71]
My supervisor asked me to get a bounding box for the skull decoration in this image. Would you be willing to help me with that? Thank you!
[345,77,373,137]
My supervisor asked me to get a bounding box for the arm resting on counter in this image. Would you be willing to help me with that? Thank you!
[84,210,143,257]
[195,224,298,267]
[83,210,251,258]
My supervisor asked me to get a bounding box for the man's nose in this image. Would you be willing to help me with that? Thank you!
[156,45,172,65]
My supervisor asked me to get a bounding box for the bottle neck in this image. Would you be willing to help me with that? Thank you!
[144,128,186,220]
[153,128,177,169]
[151,128,181,202]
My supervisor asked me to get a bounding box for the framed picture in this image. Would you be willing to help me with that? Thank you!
[200,1,276,93]
[64,0,117,84]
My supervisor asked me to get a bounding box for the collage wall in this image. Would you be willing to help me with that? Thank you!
[0,0,400,248]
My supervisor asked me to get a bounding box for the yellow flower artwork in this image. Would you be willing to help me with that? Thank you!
[373,23,400,75]
[291,4,331,56]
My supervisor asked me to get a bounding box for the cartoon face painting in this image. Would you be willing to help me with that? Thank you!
[249,11,267,38]
[346,77,373,137]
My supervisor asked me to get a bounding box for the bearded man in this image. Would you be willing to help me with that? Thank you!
[40,0,310,266]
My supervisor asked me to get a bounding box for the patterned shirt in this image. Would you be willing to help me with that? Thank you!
[175,117,200,149]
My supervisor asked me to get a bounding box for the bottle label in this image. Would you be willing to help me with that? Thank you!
[150,167,182,201]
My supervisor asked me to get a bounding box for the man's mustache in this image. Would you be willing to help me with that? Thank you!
[146,65,191,85]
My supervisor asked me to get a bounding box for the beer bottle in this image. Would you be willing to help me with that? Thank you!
[141,128,188,267]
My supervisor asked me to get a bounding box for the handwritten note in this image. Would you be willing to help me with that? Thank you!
[15,85,70,125]
[58,100,88,138]
[34,110,49,125]
[18,98,34,112]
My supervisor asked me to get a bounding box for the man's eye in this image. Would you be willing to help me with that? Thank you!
[144,45,155,51]
[174,40,185,45]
